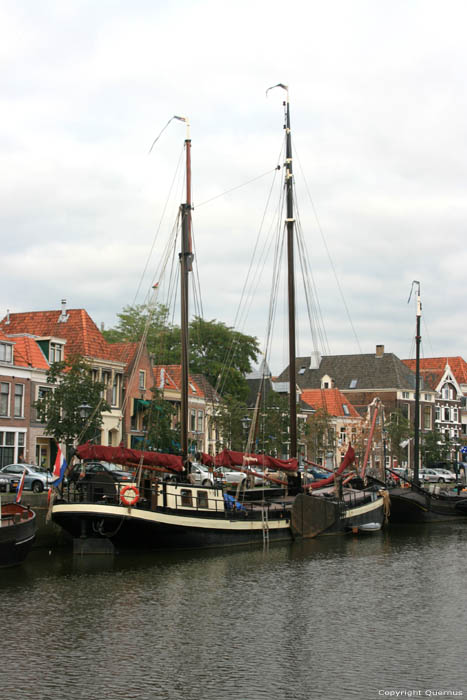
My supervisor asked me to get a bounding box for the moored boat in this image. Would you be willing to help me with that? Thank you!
[388,283,467,524]
[52,89,387,550]
[0,501,37,568]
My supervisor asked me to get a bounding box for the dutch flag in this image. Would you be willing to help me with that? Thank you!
[15,469,26,504]
[50,446,67,487]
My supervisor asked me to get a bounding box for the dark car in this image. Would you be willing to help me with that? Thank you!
[71,461,135,483]
[0,472,21,493]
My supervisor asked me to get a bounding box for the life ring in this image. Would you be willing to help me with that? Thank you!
[120,485,140,506]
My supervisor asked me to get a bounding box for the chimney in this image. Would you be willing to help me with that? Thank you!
[58,299,69,323]
[160,368,165,389]
[101,322,105,332]
[5,309,10,325]
[376,344,384,358]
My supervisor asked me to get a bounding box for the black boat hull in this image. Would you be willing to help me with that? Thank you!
[388,487,467,524]
[0,504,36,568]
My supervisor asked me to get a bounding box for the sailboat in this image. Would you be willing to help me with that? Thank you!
[387,282,467,523]
[0,495,36,568]
[51,89,387,551]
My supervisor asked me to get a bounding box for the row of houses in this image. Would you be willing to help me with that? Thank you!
[0,301,220,469]
[268,344,467,470]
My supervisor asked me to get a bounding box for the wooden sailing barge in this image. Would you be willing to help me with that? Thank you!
[52,90,386,551]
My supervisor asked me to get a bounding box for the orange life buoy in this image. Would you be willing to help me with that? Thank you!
[120,484,140,506]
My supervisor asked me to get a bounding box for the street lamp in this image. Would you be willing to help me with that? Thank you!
[242,415,251,451]
[79,403,92,420]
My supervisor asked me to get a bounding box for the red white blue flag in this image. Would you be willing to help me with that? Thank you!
[15,469,26,503]
[50,446,67,487]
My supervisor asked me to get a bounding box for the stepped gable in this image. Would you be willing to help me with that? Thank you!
[279,352,420,391]
[402,356,467,390]
[0,309,115,361]
[300,388,360,417]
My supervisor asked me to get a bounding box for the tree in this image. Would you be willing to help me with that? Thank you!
[104,304,260,401]
[212,396,249,452]
[385,409,413,466]
[145,388,180,454]
[421,428,454,467]
[256,392,291,458]
[35,355,110,460]
[306,408,335,464]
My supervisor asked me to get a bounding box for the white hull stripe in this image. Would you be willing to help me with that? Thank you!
[343,497,385,520]
[52,503,290,532]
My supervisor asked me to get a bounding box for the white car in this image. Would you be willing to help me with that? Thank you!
[419,468,455,483]
[431,468,456,483]
[189,464,224,488]
[217,466,265,486]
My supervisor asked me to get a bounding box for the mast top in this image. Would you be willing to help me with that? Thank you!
[174,115,190,141]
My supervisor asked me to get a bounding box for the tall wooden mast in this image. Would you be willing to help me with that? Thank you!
[413,281,421,485]
[284,89,297,460]
[268,84,297,459]
[178,116,192,470]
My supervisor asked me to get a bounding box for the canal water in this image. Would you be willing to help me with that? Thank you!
[2,523,467,700]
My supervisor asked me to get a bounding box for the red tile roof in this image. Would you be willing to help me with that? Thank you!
[12,336,50,369]
[153,365,206,398]
[1,309,119,362]
[402,356,467,390]
[301,388,360,417]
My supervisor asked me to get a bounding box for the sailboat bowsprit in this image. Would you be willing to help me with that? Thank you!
[51,90,387,550]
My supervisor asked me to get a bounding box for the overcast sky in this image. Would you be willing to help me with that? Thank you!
[1,0,466,374]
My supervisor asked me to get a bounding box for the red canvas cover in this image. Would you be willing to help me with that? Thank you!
[308,445,355,490]
[75,443,183,472]
[214,449,298,472]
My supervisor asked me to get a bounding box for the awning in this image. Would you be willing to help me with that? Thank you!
[134,399,151,412]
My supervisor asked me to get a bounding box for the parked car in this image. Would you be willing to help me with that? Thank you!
[419,468,456,484]
[189,464,224,487]
[431,468,456,483]
[0,472,20,493]
[217,466,265,486]
[70,461,135,484]
[0,464,53,492]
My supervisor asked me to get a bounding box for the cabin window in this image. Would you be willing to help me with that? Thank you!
[139,371,146,390]
[190,409,196,431]
[181,489,193,507]
[444,407,450,421]
[435,406,440,421]
[197,490,209,508]
[342,404,350,416]
[197,411,204,432]
[402,391,409,399]
[349,379,357,389]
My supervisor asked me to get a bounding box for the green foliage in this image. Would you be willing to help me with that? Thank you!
[385,409,413,464]
[104,304,260,401]
[212,396,250,452]
[306,408,335,463]
[145,388,180,454]
[34,355,110,457]
[256,392,291,458]
[421,428,454,467]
